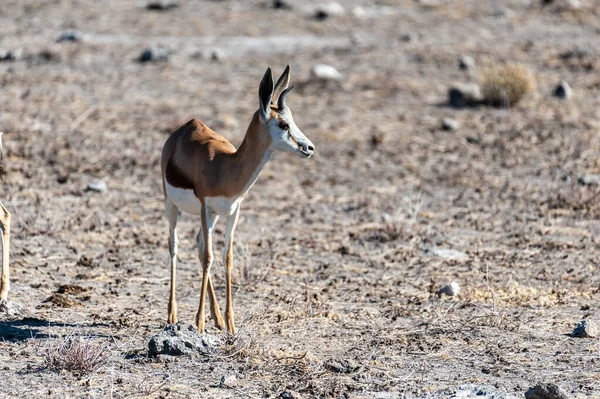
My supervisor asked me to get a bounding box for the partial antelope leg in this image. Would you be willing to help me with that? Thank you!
[0,201,11,303]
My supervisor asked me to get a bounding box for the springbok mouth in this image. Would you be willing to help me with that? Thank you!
[299,149,313,158]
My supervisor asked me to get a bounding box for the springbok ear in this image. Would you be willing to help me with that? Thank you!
[277,85,294,111]
[272,65,291,105]
[258,67,274,122]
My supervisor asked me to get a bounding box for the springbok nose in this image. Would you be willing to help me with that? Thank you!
[307,144,315,153]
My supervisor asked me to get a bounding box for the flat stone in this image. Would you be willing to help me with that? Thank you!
[314,2,345,20]
[438,281,461,297]
[148,323,220,356]
[459,55,476,71]
[448,83,482,107]
[146,0,179,11]
[451,384,517,398]
[311,64,343,82]
[442,117,459,131]
[554,81,572,99]
[525,383,569,399]
[578,174,600,186]
[425,248,468,260]
[571,320,598,338]
[86,180,107,193]
[138,48,171,63]
[57,31,83,43]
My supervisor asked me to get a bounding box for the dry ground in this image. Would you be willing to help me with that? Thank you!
[1,0,600,398]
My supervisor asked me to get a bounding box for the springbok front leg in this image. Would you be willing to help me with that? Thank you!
[166,200,178,324]
[196,228,225,330]
[195,205,217,333]
[223,205,241,334]
[0,201,11,303]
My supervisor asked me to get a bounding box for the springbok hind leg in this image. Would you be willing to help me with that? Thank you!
[0,201,11,304]
[166,200,178,324]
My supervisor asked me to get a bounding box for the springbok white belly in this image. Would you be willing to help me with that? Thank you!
[165,181,202,215]
[165,181,242,216]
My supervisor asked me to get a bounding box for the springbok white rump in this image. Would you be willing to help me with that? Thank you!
[160,66,315,334]
[0,132,12,308]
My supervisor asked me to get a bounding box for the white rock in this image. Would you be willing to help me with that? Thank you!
[86,180,107,193]
[314,2,345,19]
[310,64,343,82]
[554,81,572,100]
[438,281,461,297]
[442,118,459,131]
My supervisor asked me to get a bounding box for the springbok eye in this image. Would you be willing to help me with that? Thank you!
[278,122,289,131]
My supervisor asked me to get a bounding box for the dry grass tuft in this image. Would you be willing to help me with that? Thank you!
[481,63,536,107]
[41,331,111,375]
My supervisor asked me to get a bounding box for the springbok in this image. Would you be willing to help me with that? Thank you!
[161,66,315,334]
[0,132,11,308]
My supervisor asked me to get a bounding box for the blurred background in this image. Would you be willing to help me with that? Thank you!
[0,0,599,397]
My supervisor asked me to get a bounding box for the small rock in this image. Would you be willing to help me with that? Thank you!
[441,118,459,131]
[577,174,600,186]
[352,6,366,18]
[0,49,21,61]
[459,55,476,71]
[146,0,179,11]
[0,300,27,318]
[86,180,107,193]
[192,48,227,62]
[273,0,292,10]
[314,2,345,20]
[400,33,419,42]
[148,323,220,356]
[438,282,461,297]
[450,384,514,399]
[324,358,359,374]
[425,248,469,260]
[279,392,298,399]
[525,383,569,399]
[493,8,514,18]
[138,48,171,63]
[553,81,572,99]
[571,320,598,338]
[310,64,343,82]
[448,83,482,107]
[57,31,82,43]
[219,374,237,388]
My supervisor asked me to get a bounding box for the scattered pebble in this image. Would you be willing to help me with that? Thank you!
[0,48,21,61]
[571,320,598,338]
[310,64,343,82]
[450,384,515,399]
[192,48,227,62]
[273,0,292,10]
[448,83,482,107]
[525,383,569,399]
[86,180,107,193]
[57,31,82,43]
[351,6,366,18]
[148,323,220,356]
[441,117,460,131]
[324,358,359,374]
[577,174,600,186]
[438,281,461,297]
[553,81,572,99]
[425,248,469,260]
[146,0,179,11]
[314,2,345,20]
[218,374,238,388]
[138,48,171,63]
[400,32,419,42]
[459,55,476,71]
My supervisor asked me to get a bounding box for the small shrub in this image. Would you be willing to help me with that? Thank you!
[481,63,536,107]
[42,332,110,375]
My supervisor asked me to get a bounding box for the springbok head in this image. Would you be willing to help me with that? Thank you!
[258,66,315,158]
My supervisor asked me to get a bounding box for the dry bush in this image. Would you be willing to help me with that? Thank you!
[549,182,600,215]
[480,63,536,107]
[41,331,110,375]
